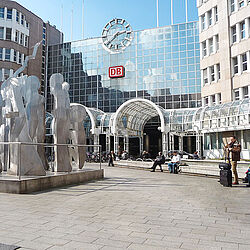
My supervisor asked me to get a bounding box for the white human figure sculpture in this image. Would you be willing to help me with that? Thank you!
[1,77,45,176]
[69,104,87,169]
[25,76,49,170]
[50,73,71,172]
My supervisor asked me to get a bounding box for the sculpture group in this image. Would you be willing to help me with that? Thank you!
[0,43,86,176]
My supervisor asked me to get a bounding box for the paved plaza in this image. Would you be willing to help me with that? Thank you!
[0,166,250,250]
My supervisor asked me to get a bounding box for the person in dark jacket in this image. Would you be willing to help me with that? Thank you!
[150,152,165,172]
[224,136,241,185]
[108,151,116,166]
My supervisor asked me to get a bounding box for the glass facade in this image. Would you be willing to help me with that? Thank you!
[46,21,201,112]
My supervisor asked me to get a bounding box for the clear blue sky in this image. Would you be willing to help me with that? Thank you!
[15,0,198,42]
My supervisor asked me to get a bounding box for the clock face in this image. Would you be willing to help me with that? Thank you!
[102,18,133,53]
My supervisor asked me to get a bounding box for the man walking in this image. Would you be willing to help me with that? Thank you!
[150,152,165,172]
[108,151,116,167]
[225,136,241,185]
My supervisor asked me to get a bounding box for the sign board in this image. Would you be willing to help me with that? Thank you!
[109,66,125,78]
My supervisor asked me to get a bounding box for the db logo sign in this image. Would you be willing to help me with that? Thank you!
[109,66,125,78]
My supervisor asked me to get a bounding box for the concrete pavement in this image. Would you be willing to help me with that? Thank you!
[0,165,249,250]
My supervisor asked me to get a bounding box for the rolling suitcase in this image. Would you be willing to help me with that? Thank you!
[219,158,232,187]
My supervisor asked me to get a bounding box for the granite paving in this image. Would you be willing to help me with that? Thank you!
[0,165,249,250]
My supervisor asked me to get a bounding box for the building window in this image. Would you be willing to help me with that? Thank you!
[208,10,212,26]
[202,41,207,57]
[16,11,19,22]
[234,88,240,100]
[243,86,249,98]
[15,30,19,43]
[20,33,24,45]
[0,7,4,19]
[0,48,2,60]
[6,28,12,40]
[233,57,238,74]
[201,14,206,30]
[211,95,216,105]
[240,21,245,39]
[21,14,24,25]
[211,66,215,81]
[217,64,221,80]
[13,50,17,62]
[215,35,219,51]
[242,53,247,71]
[209,38,213,54]
[7,9,12,20]
[204,97,209,106]
[24,36,28,47]
[218,93,222,104]
[0,27,3,39]
[231,0,235,12]
[26,22,29,29]
[231,25,237,43]
[203,68,208,84]
[4,69,10,80]
[238,0,244,8]
[215,6,218,22]
[18,53,22,64]
[5,49,11,61]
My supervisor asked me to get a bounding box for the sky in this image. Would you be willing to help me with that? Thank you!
[15,0,198,42]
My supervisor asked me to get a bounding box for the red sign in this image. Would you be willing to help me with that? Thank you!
[109,66,125,78]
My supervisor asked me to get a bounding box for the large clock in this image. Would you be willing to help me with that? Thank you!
[102,18,133,53]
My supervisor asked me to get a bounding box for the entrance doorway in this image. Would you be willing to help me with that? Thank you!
[143,116,162,158]
[99,134,106,153]
[183,136,196,153]
[129,137,140,157]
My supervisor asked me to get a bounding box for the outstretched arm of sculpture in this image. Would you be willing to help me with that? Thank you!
[13,41,42,78]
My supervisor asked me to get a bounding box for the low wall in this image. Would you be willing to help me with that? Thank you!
[116,160,249,178]
[0,169,104,194]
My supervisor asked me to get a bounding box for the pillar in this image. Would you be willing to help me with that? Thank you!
[196,133,201,157]
[179,135,183,151]
[139,137,143,156]
[162,132,168,157]
[124,136,129,153]
[236,23,241,42]
[170,133,174,151]
[93,134,99,153]
[114,135,119,155]
[237,54,243,75]
[106,134,110,153]
[239,87,244,100]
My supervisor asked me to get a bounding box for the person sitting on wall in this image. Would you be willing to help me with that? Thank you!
[168,151,181,173]
[193,151,200,160]
[150,152,165,172]
[224,136,241,185]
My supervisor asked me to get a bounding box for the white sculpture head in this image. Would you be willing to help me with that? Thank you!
[62,82,70,92]
[50,73,63,95]
[70,105,86,123]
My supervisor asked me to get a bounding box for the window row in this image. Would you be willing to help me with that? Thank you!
[0,27,29,47]
[230,0,250,14]
[0,48,25,64]
[200,5,218,32]
[0,7,29,28]
[233,86,249,100]
[232,51,250,75]
[201,35,219,58]
[231,18,250,44]
[202,64,221,86]
[203,93,222,106]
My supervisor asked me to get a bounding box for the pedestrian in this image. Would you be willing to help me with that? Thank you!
[108,151,116,166]
[193,151,200,160]
[224,136,241,185]
[168,151,181,173]
[150,152,165,172]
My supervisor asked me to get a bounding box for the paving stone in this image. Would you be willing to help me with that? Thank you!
[0,166,249,250]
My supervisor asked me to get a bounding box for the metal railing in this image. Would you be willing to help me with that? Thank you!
[0,142,102,181]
